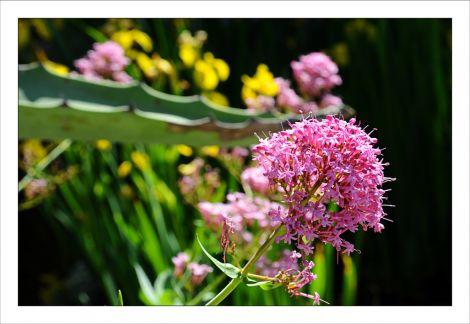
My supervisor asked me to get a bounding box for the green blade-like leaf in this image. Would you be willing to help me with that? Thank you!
[117,289,124,306]
[196,235,240,279]
[134,264,158,305]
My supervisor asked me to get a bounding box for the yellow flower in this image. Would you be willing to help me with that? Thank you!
[96,139,112,151]
[201,145,219,157]
[203,91,229,107]
[112,29,153,52]
[178,163,197,176]
[241,64,279,101]
[194,59,219,90]
[21,139,47,166]
[43,61,69,76]
[131,151,150,171]
[175,145,193,157]
[117,161,133,178]
[152,54,174,75]
[203,52,230,81]
[179,43,199,68]
[136,52,157,79]
[35,48,69,76]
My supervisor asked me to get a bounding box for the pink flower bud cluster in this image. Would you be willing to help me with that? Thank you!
[274,52,343,114]
[291,52,342,97]
[253,116,391,256]
[171,252,213,286]
[74,41,132,83]
[198,192,283,235]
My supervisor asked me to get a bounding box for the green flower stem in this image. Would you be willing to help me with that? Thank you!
[186,274,225,306]
[245,273,277,282]
[205,224,283,306]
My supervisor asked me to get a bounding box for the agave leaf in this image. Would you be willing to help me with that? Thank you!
[196,235,240,279]
[19,63,354,146]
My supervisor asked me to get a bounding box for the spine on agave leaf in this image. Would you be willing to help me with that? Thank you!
[19,63,355,147]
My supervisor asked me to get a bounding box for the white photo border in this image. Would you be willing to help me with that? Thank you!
[1,1,469,323]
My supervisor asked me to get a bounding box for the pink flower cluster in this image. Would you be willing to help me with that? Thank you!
[274,52,343,114]
[74,41,132,83]
[171,252,213,286]
[291,52,342,97]
[253,116,391,256]
[241,166,271,195]
[198,192,283,234]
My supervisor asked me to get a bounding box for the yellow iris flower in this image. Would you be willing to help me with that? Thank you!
[241,64,279,101]
[96,139,112,151]
[175,145,193,157]
[203,91,229,107]
[117,161,133,178]
[112,29,153,52]
[131,151,151,171]
[193,52,230,91]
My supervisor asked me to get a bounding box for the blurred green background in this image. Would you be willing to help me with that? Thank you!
[18,18,451,306]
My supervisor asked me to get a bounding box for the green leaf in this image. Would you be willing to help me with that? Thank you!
[196,235,240,279]
[247,281,282,291]
[135,264,158,305]
[117,289,124,306]
[18,63,354,146]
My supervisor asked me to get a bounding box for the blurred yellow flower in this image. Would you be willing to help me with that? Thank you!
[112,29,153,52]
[178,163,197,176]
[203,52,230,81]
[117,161,133,178]
[175,145,193,157]
[193,53,230,91]
[194,59,219,90]
[131,151,150,171]
[21,139,47,167]
[201,145,219,157]
[179,43,199,68]
[35,48,69,76]
[203,91,229,107]
[43,61,69,76]
[241,64,278,101]
[153,54,174,75]
[96,139,112,151]
[136,52,157,79]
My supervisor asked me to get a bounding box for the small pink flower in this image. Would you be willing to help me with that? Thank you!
[187,262,213,286]
[172,252,189,278]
